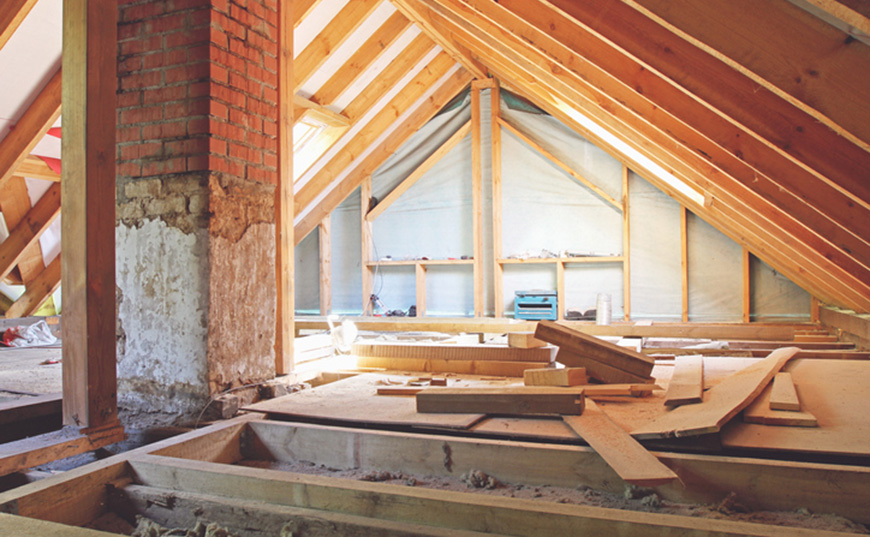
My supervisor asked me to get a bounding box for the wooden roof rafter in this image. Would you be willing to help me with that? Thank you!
[417,0,870,311]
[0,0,37,51]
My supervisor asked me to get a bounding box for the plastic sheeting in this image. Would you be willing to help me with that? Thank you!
[298,88,810,321]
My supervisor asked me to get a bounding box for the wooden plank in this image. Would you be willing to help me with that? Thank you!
[353,342,555,363]
[0,393,61,426]
[0,0,37,51]
[768,372,801,411]
[582,384,660,397]
[275,0,293,375]
[498,117,622,210]
[664,355,704,407]
[632,347,800,439]
[293,0,381,92]
[244,419,870,525]
[728,340,854,350]
[293,93,350,126]
[491,82,504,318]
[128,454,849,537]
[12,155,61,182]
[292,0,320,27]
[820,305,870,348]
[535,320,655,378]
[312,11,412,108]
[0,68,61,190]
[471,81,484,317]
[366,121,471,221]
[415,262,426,316]
[356,356,548,377]
[555,350,651,384]
[743,383,818,428]
[318,218,331,315]
[417,386,585,415]
[508,332,546,348]
[0,513,118,536]
[793,333,839,343]
[61,0,117,428]
[563,400,677,487]
[0,182,60,283]
[377,386,425,396]
[0,423,124,478]
[111,484,508,537]
[524,367,587,387]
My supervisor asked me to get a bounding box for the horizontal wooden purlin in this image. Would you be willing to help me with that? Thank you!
[625,0,870,151]
[431,0,870,282]
[128,454,852,537]
[296,316,804,340]
[294,68,473,244]
[0,68,62,191]
[312,11,413,109]
[430,3,870,311]
[496,117,622,211]
[295,52,458,215]
[293,94,350,127]
[366,120,471,221]
[12,155,60,181]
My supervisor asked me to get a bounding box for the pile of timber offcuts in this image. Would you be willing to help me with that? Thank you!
[241,319,870,534]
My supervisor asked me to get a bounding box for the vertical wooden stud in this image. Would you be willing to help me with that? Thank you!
[416,263,427,317]
[622,165,631,321]
[275,0,294,375]
[743,247,751,323]
[810,296,820,323]
[62,0,118,428]
[361,176,374,315]
[491,82,503,318]
[471,81,484,317]
[319,217,331,316]
[680,205,688,323]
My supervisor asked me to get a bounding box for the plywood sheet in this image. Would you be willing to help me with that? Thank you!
[723,359,870,456]
[244,374,484,430]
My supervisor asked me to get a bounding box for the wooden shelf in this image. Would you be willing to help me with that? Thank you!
[366,259,474,267]
[498,256,624,265]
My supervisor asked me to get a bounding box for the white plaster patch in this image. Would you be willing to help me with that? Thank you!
[116,219,209,392]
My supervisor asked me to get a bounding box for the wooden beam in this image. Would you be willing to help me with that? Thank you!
[292,0,321,27]
[13,155,61,182]
[471,80,484,317]
[294,66,473,243]
[681,205,688,322]
[296,52,458,214]
[625,0,870,150]
[366,120,471,221]
[5,251,59,319]
[361,176,374,315]
[743,247,751,323]
[491,81,504,318]
[535,320,655,378]
[0,68,61,191]
[417,386,585,415]
[294,0,381,92]
[275,0,294,375]
[0,176,46,283]
[61,0,117,429]
[353,341,554,362]
[0,0,37,51]
[424,0,870,311]
[318,217,331,316]
[391,0,488,79]
[622,165,630,320]
[801,0,870,35]
[293,94,350,127]
[0,183,60,283]
[312,11,413,108]
[498,117,622,211]
[415,262,426,316]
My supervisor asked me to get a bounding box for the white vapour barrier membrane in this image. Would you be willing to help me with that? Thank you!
[299,88,810,321]
[751,255,811,321]
[628,171,681,320]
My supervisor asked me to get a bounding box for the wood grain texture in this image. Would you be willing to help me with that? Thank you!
[556,349,652,384]
[417,387,585,415]
[353,342,555,363]
[508,332,546,348]
[664,355,704,407]
[356,356,549,377]
[743,382,818,428]
[563,400,677,487]
[524,367,587,387]
[632,347,800,439]
[769,372,801,411]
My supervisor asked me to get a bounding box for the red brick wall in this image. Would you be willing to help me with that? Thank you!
[117,0,278,190]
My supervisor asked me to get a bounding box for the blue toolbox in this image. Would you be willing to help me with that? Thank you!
[514,290,558,320]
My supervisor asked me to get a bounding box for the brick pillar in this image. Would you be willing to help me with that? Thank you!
[116,0,278,425]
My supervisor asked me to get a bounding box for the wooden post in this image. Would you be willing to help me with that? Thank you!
[491,81,503,318]
[61,0,118,428]
[680,205,688,323]
[471,81,484,317]
[556,261,565,320]
[275,0,294,375]
[622,165,631,321]
[810,296,820,323]
[416,263,427,316]
[743,247,751,323]
[319,218,331,316]
[361,176,374,315]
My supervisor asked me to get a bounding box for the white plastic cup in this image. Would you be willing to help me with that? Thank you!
[596,293,612,325]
